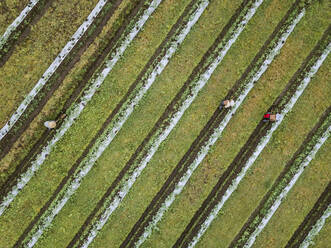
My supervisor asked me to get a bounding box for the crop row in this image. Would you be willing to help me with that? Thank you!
[173,22,330,248]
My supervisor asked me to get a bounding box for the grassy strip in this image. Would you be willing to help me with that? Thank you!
[0,0,40,48]
[0,0,53,67]
[230,107,331,247]
[13,0,205,247]
[121,0,310,247]
[0,0,156,217]
[0,0,126,160]
[0,0,98,123]
[285,182,331,248]
[65,1,266,247]
[173,23,330,248]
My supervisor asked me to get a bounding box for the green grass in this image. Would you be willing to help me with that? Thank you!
[0,0,100,124]
[253,138,330,248]
[0,0,30,35]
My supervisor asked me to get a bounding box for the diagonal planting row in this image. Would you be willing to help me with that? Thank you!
[0,0,162,217]
[65,0,266,247]
[286,181,331,248]
[0,0,126,160]
[120,0,310,246]
[0,0,53,67]
[173,25,330,248]
[13,0,206,247]
[229,105,331,248]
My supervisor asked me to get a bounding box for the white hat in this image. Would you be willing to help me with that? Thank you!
[44,121,56,128]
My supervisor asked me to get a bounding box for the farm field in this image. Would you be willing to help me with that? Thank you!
[0,0,330,248]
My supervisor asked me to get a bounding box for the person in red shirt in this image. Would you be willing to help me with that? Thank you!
[263,112,271,122]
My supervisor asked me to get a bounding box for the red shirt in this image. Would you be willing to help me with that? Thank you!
[264,114,270,119]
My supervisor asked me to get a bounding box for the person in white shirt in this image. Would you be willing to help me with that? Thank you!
[44,120,56,129]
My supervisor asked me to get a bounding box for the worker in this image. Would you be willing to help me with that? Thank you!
[219,99,234,110]
[263,112,279,122]
[263,112,271,122]
[44,120,56,129]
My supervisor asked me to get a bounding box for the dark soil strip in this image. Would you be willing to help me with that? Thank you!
[0,0,54,67]
[285,182,331,248]
[66,0,265,246]
[13,0,175,246]
[0,0,142,198]
[229,106,331,248]
[173,27,331,248]
[119,1,312,247]
[0,0,124,161]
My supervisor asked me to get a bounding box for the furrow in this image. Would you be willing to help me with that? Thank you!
[119,0,309,247]
[0,0,123,159]
[229,106,331,248]
[67,1,264,247]
[0,0,160,218]
[0,0,51,66]
[174,24,330,248]
[285,182,331,248]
